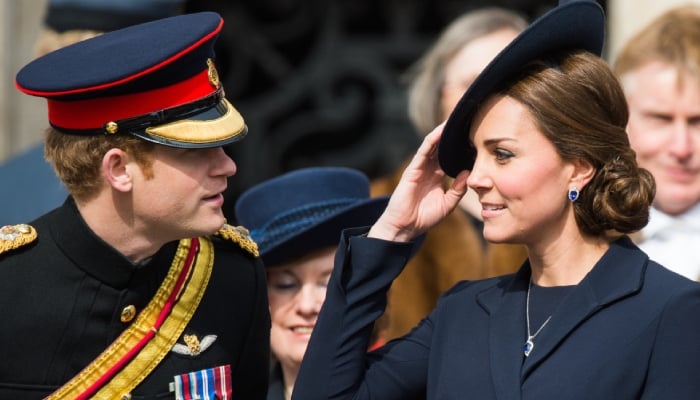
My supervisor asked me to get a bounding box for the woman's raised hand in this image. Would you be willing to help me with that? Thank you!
[368,122,469,242]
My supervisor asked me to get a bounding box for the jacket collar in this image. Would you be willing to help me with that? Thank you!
[476,236,648,400]
[47,197,176,288]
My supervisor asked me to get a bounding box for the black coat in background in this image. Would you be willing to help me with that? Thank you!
[0,198,270,399]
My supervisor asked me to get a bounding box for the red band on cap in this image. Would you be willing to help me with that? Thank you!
[47,69,216,131]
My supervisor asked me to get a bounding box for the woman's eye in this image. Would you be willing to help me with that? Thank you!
[267,274,299,290]
[270,279,299,291]
[494,148,514,161]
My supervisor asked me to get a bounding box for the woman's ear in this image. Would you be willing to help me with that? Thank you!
[570,158,596,189]
[102,149,133,193]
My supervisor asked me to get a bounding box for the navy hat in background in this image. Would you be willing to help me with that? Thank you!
[15,11,247,149]
[438,0,605,177]
[235,167,390,267]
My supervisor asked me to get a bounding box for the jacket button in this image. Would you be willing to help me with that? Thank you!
[121,394,132,400]
[120,305,136,323]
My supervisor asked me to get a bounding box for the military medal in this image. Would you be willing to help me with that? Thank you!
[171,364,232,400]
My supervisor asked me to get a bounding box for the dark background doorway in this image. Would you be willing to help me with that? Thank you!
[184,0,605,222]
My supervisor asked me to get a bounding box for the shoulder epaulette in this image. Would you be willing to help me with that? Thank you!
[0,224,38,255]
[214,224,259,257]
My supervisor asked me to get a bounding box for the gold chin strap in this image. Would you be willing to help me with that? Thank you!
[46,237,214,400]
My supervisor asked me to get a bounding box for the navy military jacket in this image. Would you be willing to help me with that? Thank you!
[0,198,270,399]
[293,229,700,400]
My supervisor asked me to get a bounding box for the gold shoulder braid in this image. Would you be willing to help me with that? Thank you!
[0,224,37,255]
[215,224,259,257]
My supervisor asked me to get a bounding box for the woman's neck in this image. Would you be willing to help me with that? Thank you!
[528,234,609,286]
[281,362,300,400]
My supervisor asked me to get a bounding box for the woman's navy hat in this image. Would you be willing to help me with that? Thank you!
[235,167,390,266]
[15,11,246,148]
[438,0,605,177]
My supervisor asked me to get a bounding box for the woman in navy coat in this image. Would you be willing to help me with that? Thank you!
[291,1,700,399]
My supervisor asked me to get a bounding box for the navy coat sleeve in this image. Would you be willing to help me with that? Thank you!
[292,227,427,400]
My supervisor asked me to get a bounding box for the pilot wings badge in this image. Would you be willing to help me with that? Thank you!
[171,334,217,356]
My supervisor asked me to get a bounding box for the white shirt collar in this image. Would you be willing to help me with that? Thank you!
[639,203,700,280]
[643,203,700,239]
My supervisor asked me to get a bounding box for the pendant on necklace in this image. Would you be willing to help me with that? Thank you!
[523,338,534,357]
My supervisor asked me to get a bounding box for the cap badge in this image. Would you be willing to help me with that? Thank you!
[207,58,220,88]
[105,121,119,134]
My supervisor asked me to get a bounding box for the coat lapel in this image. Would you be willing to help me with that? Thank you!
[521,237,648,377]
[476,237,648,400]
[478,265,530,400]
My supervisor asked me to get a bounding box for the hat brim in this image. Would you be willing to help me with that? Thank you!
[438,0,605,177]
[262,196,390,266]
[132,98,247,148]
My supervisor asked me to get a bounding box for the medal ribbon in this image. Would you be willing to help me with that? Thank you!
[173,364,232,400]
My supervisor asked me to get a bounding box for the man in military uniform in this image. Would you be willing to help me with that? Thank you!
[0,12,270,399]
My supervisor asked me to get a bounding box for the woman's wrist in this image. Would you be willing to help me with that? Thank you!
[367,222,415,242]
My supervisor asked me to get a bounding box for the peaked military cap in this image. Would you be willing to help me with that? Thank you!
[438,0,605,177]
[15,11,246,148]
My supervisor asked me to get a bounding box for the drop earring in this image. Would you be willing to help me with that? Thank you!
[568,186,579,202]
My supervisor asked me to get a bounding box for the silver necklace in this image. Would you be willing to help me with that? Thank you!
[523,279,552,357]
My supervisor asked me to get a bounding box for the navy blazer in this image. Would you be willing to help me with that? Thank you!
[292,229,700,399]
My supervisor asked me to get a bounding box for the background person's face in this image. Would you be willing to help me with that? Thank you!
[267,247,334,370]
[623,61,700,215]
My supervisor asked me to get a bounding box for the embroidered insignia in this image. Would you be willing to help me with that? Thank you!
[172,334,217,356]
[215,224,259,257]
[207,58,220,88]
[184,334,201,354]
[0,224,37,255]
[104,121,118,134]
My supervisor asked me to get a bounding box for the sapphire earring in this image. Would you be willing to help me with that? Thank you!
[568,186,579,202]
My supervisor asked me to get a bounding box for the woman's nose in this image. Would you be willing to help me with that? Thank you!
[296,285,323,315]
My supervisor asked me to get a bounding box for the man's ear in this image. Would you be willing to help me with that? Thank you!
[102,148,133,192]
